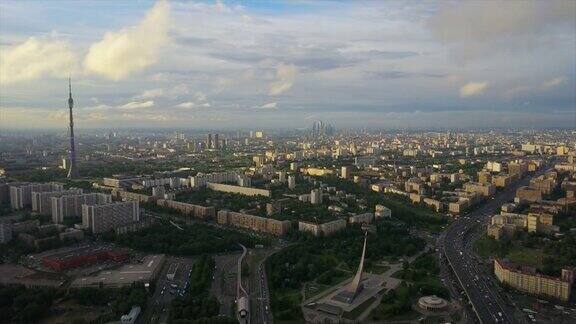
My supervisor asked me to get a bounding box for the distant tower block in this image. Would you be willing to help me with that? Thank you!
[67,78,79,179]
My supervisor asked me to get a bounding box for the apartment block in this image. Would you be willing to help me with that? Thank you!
[32,189,83,216]
[217,210,290,236]
[494,259,573,301]
[349,213,374,224]
[10,182,64,209]
[464,182,495,197]
[298,219,346,237]
[0,221,13,244]
[189,171,238,188]
[51,193,112,223]
[516,186,542,203]
[375,205,392,218]
[156,199,215,220]
[82,202,140,234]
[207,182,270,197]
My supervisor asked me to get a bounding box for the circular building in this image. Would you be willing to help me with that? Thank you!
[418,295,449,312]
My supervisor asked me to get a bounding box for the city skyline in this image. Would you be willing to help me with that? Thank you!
[1,0,575,129]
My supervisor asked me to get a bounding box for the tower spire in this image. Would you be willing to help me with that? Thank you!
[67,77,78,179]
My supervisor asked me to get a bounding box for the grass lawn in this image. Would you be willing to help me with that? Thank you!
[506,247,547,268]
[474,235,503,259]
[368,265,390,274]
[304,282,331,299]
[388,309,421,321]
[474,234,547,268]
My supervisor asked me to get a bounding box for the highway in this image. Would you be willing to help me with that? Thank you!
[439,166,549,324]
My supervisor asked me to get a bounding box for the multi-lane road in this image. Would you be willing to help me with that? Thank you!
[439,166,550,324]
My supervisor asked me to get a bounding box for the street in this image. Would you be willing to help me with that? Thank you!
[439,166,550,324]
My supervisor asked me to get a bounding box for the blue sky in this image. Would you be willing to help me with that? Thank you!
[0,0,574,129]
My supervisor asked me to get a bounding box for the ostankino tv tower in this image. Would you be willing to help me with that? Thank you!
[67,78,78,179]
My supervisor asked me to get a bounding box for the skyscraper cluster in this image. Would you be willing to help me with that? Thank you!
[311,120,334,137]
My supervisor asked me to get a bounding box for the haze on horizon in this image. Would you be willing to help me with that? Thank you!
[0,0,575,130]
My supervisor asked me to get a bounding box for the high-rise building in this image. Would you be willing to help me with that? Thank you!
[67,78,79,179]
[10,182,64,209]
[213,133,219,149]
[206,134,213,149]
[31,188,83,215]
[312,120,334,136]
[82,201,140,234]
[288,175,296,190]
[341,166,351,179]
[52,193,112,223]
[0,221,13,244]
[311,189,323,205]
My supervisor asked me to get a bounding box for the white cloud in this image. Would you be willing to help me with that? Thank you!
[84,1,170,80]
[87,112,107,121]
[257,102,278,109]
[541,77,565,90]
[176,102,195,108]
[459,82,489,98]
[195,91,207,102]
[269,63,297,95]
[138,88,165,99]
[48,109,68,120]
[0,37,77,84]
[119,100,154,109]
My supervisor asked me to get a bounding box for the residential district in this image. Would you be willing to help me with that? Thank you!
[0,126,575,324]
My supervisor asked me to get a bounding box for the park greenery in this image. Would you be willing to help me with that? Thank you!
[104,221,268,256]
[371,252,448,320]
[317,176,448,232]
[474,230,576,276]
[0,283,148,324]
[0,284,59,323]
[266,223,425,321]
[176,187,271,213]
[170,255,235,323]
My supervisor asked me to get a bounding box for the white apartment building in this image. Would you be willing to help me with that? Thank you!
[10,182,64,209]
[82,201,140,234]
[52,193,112,223]
[32,188,83,215]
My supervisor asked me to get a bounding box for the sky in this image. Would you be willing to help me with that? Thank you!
[0,0,575,130]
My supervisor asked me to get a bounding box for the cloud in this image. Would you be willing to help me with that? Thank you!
[87,112,107,121]
[429,0,576,61]
[119,100,154,109]
[136,84,190,99]
[257,102,278,109]
[138,88,165,99]
[541,77,565,90]
[175,100,210,109]
[269,63,297,95]
[0,37,77,84]
[176,102,195,108]
[459,82,489,98]
[84,1,170,80]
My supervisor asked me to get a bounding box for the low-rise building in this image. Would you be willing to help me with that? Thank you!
[217,210,290,236]
[207,182,271,197]
[298,219,346,237]
[516,186,542,203]
[349,213,374,224]
[464,182,495,197]
[156,199,215,220]
[374,205,391,218]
